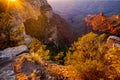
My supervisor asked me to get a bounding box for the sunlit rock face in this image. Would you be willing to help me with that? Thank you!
[0,0,74,49]
[85,13,120,36]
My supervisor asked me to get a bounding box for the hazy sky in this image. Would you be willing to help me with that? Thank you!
[48,0,77,10]
[47,0,120,14]
[48,0,117,1]
[47,0,118,10]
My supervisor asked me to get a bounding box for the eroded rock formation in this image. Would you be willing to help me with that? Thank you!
[85,13,120,36]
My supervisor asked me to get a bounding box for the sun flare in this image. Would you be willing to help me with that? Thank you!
[6,0,23,11]
[8,0,16,2]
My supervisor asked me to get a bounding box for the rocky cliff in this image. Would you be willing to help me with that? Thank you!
[0,0,74,50]
[85,13,120,36]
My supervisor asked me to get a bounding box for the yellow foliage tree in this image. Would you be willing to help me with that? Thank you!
[65,32,109,80]
[29,38,50,63]
[0,12,17,50]
[105,48,120,79]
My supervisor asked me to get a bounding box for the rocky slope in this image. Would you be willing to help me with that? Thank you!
[0,45,70,80]
[85,13,120,36]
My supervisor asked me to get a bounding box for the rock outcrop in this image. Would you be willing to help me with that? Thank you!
[85,13,120,36]
[0,45,28,80]
[0,45,28,59]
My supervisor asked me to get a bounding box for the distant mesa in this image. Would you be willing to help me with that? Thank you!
[85,13,120,36]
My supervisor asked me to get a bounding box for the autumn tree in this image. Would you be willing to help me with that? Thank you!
[105,47,120,79]
[55,52,65,64]
[29,38,50,63]
[0,12,17,50]
[65,32,110,80]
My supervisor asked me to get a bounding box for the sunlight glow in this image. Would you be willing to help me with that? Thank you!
[8,0,16,2]
[6,0,23,11]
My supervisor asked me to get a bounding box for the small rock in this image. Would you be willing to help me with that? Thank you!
[0,63,16,80]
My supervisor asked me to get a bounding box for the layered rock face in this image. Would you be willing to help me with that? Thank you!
[85,13,120,36]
